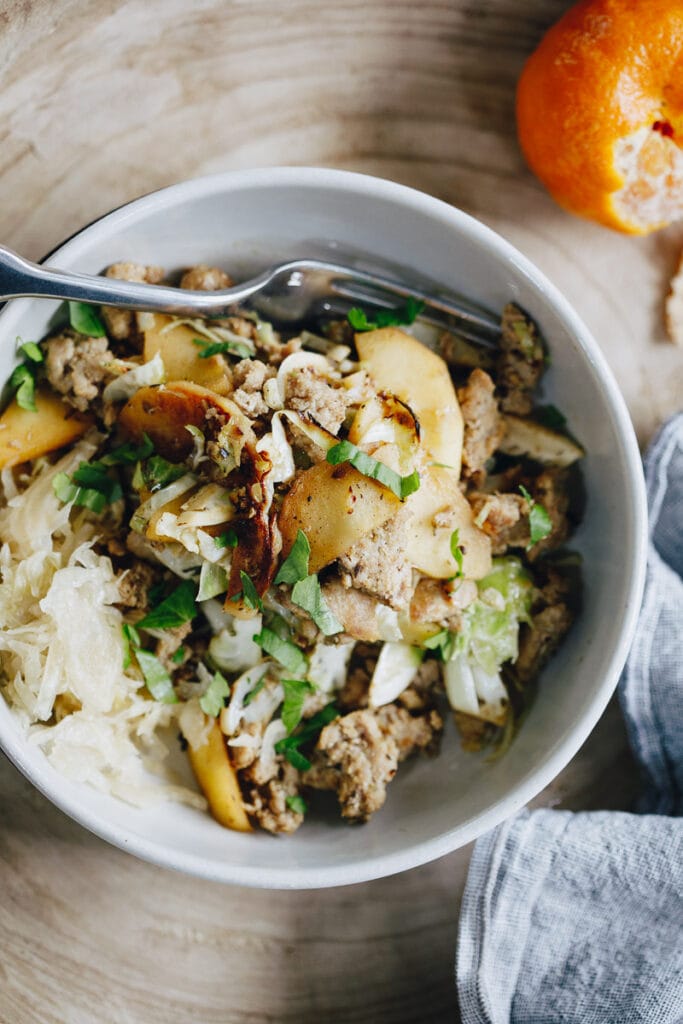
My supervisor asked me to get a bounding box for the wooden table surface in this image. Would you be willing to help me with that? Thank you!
[0,2,681,1022]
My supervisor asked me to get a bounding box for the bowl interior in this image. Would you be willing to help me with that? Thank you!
[0,169,646,887]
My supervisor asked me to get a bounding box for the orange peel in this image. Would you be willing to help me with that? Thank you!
[516,0,683,234]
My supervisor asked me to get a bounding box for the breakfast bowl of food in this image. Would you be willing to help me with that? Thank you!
[0,167,647,888]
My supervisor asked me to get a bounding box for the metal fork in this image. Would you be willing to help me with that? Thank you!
[0,246,500,347]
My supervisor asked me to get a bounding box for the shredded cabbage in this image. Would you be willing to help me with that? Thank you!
[454,557,533,675]
[0,456,205,810]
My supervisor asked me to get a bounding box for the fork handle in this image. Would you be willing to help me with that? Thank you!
[0,244,258,315]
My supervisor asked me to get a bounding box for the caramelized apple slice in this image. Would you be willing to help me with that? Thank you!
[0,389,93,469]
[355,327,464,472]
[185,718,252,832]
[142,314,230,394]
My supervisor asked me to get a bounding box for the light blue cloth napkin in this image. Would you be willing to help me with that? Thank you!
[456,413,683,1024]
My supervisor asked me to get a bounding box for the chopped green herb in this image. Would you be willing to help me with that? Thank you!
[147,581,167,607]
[275,702,339,771]
[68,301,106,337]
[519,485,553,548]
[135,648,178,704]
[192,337,253,360]
[199,670,230,717]
[232,570,263,612]
[18,341,43,363]
[9,363,38,412]
[137,579,197,631]
[214,528,238,549]
[534,404,567,432]
[253,626,308,676]
[141,455,185,492]
[291,574,343,636]
[274,529,311,585]
[422,629,457,662]
[171,647,186,665]
[281,678,316,734]
[326,440,420,500]
[285,794,307,815]
[450,529,464,578]
[347,297,424,332]
[121,623,141,670]
[243,676,267,706]
[52,461,123,514]
[100,434,154,466]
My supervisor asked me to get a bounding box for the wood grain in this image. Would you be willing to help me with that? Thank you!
[0,1,674,1021]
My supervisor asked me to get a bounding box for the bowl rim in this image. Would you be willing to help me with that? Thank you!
[0,166,648,889]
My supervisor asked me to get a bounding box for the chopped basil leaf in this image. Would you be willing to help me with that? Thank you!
[291,574,343,636]
[214,528,238,549]
[253,626,308,676]
[281,747,312,772]
[121,623,141,670]
[232,570,263,611]
[274,529,311,585]
[422,629,456,662]
[142,455,185,492]
[347,297,424,332]
[52,461,123,513]
[275,702,339,771]
[519,485,553,548]
[171,646,186,665]
[281,678,316,734]
[192,337,253,360]
[285,794,307,815]
[10,363,37,412]
[135,648,178,704]
[68,301,106,337]
[326,440,420,500]
[137,579,197,631]
[450,529,464,578]
[100,434,154,466]
[19,341,43,363]
[243,676,267,706]
[147,581,167,607]
[534,404,567,432]
[199,670,230,717]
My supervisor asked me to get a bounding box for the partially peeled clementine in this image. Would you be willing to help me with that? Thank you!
[516,0,683,234]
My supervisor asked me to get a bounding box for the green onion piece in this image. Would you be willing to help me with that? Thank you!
[281,747,312,772]
[137,580,197,631]
[281,678,316,734]
[68,301,106,337]
[135,649,178,704]
[253,626,308,676]
[142,455,185,492]
[199,670,230,717]
[326,440,419,500]
[291,574,343,636]
[171,647,186,665]
[285,794,307,815]
[519,485,553,548]
[274,529,310,585]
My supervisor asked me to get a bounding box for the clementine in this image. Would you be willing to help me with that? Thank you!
[516,0,683,234]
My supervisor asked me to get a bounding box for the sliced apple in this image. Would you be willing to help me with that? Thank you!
[278,459,401,573]
[0,389,93,469]
[119,381,255,463]
[499,414,584,467]
[355,327,464,472]
[142,314,230,394]
[404,465,491,580]
[185,718,252,832]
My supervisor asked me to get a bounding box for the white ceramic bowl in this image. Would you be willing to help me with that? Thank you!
[0,168,647,888]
